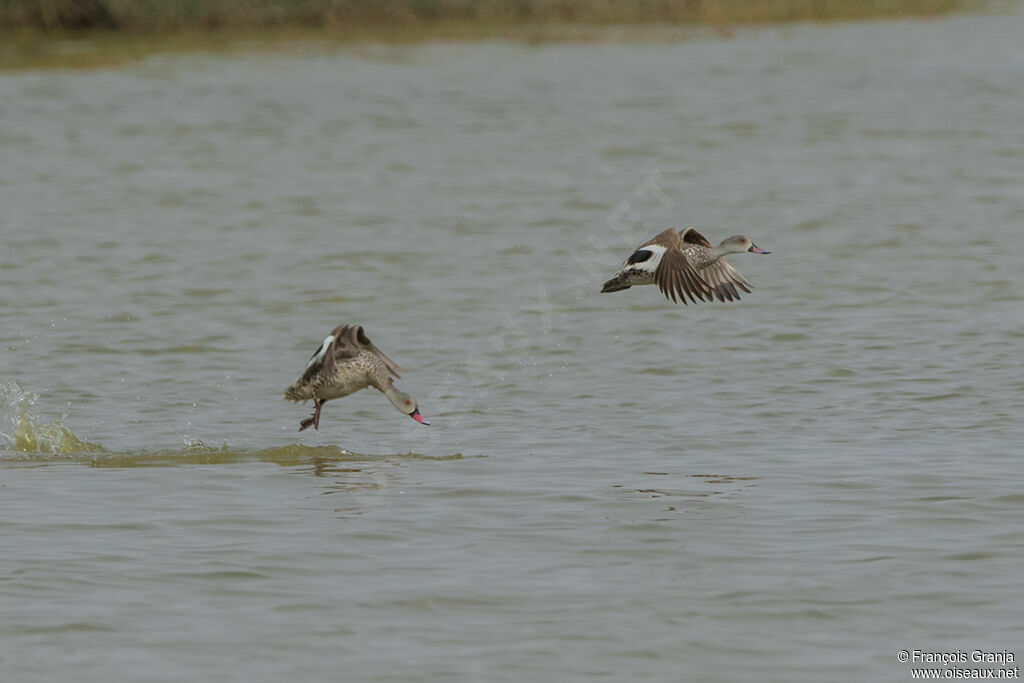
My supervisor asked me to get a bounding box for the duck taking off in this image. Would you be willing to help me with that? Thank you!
[284,324,429,431]
[600,227,770,304]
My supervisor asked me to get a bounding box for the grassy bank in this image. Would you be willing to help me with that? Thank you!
[1,0,972,32]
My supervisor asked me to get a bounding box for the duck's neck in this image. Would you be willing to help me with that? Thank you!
[707,242,738,263]
[383,384,412,415]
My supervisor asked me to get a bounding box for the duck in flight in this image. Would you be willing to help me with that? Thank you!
[284,324,430,431]
[600,227,770,304]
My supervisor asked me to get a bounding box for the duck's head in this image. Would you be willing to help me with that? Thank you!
[390,390,430,425]
[721,235,770,254]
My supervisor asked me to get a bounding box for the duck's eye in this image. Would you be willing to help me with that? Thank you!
[405,400,411,405]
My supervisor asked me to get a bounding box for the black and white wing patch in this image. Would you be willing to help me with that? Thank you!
[626,249,654,266]
[299,332,338,383]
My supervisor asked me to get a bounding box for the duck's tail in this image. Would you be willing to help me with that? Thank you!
[284,384,307,402]
[600,274,631,293]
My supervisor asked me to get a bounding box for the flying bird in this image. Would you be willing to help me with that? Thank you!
[284,324,429,431]
[600,227,770,304]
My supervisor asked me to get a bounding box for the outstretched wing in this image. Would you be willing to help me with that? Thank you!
[679,227,751,302]
[680,227,713,248]
[651,229,710,305]
[330,325,363,362]
[697,260,753,302]
[343,325,403,379]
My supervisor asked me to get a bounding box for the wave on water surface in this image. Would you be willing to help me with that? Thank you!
[1,381,462,466]
[90,441,464,468]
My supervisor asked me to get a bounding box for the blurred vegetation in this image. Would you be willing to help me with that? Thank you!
[0,0,980,69]
[0,0,971,32]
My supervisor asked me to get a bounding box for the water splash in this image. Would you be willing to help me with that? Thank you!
[0,380,101,456]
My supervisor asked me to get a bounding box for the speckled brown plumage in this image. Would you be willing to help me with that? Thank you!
[600,227,770,304]
[284,324,429,431]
